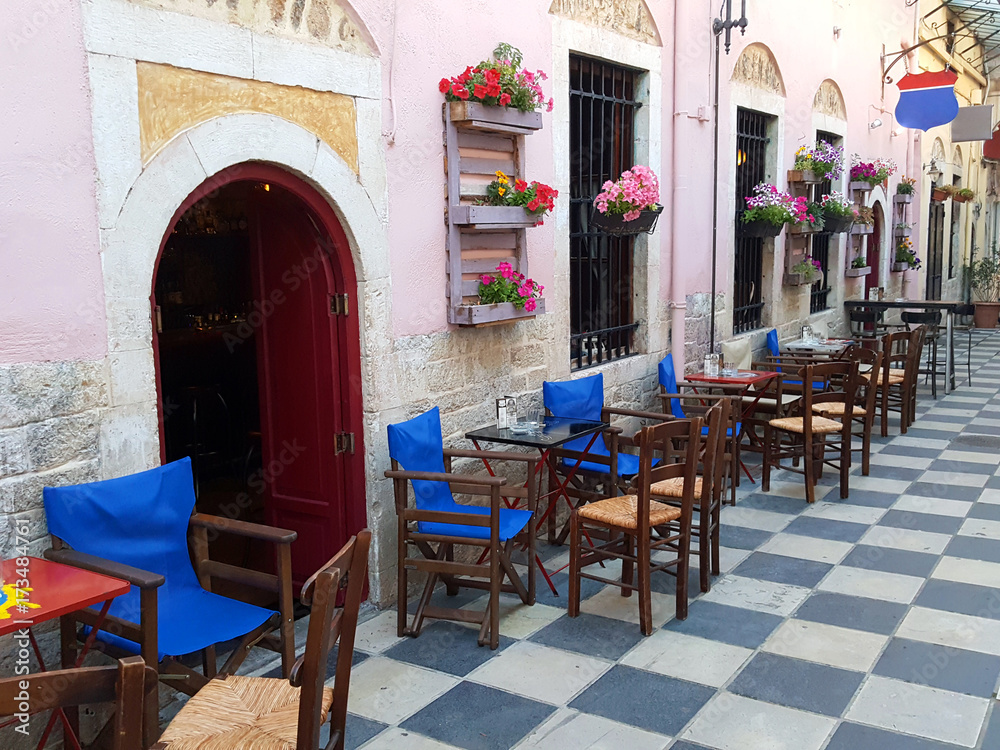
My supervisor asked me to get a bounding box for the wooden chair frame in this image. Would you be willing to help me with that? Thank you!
[386,450,538,650]
[46,513,297,746]
[840,345,884,475]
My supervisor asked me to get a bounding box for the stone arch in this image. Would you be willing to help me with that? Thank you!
[731,43,786,96]
[548,0,661,45]
[932,137,947,163]
[953,144,964,168]
[813,79,847,120]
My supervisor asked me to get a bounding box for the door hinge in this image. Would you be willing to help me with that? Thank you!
[329,293,350,317]
[334,432,355,455]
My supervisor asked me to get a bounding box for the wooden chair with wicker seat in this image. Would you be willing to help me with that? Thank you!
[763,362,859,504]
[153,529,371,750]
[864,329,921,437]
[568,417,702,635]
[835,345,884,476]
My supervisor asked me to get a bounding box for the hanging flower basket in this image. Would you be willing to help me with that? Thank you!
[784,272,813,286]
[952,193,972,203]
[591,205,662,236]
[823,213,854,234]
[893,193,913,205]
[891,262,911,272]
[931,187,949,202]
[592,167,661,236]
[786,221,822,235]
[851,223,874,236]
[845,266,871,278]
[787,169,820,184]
[740,219,783,238]
[849,181,874,193]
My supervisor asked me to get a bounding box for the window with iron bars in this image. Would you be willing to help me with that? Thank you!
[734,108,772,334]
[809,130,841,313]
[569,55,643,370]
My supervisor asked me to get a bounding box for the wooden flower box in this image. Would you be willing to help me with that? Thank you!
[846,266,872,278]
[894,227,912,238]
[783,272,815,286]
[849,181,874,193]
[449,101,543,135]
[786,222,822,235]
[851,224,874,236]
[891,262,910,272]
[451,205,540,229]
[787,169,820,184]
[450,299,545,326]
[893,194,914,205]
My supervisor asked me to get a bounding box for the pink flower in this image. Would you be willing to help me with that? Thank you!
[518,284,532,298]
[623,209,641,221]
[546,98,554,112]
[480,274,494,285]
[497,261,514,280]
[524,298,537,312]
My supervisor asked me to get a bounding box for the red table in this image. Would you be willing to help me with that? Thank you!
[685,370,781,482]
[1,557,130,749]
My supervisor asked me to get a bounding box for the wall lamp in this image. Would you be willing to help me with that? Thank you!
[870,119,883,130]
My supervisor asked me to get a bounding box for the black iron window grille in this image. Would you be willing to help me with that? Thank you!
[734,108,770,334]
[809,130,840,314]
[949,177,960,280]
[569,55,643,370]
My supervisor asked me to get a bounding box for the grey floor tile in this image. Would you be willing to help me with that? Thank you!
[532,570,605,609]
[732,551,833,588]
[826,721,966,750]
[879,509,965,535]
[728,652,864,716]
[969,503,1000,522]
[908,483,985,502]
[873,637,1000,698]
[401,682,555,750]
[983,709,1000,750]
[718,524,774,550]
[668,742,714,750]
[986,475,1000,490]
[794,591,908,635]
[841,489,901,508]
[736,493,807,515]
[529,612,645,661]
[866,465,926,482]
[340,714,388,750]
[929,459,998,475]
[783,516,870,543]
[915,578,1000,620]
[946,535,1000,563]
[382,621,515,676]
[569,665,715,736]
[879,445,946,460]
[842,545,940,577]
[663,600,783,649]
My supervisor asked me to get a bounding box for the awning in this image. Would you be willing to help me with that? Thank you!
[941,1,1000,75]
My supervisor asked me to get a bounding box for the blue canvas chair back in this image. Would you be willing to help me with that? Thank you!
[657,355,687,419]
[387,407,530,541]
[766,329,780,357]
[543,374,609,454]
[43,458,274,658]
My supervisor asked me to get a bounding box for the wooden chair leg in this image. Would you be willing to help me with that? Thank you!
[861,416,872,476]
[397,520,408,638]
[636,532,652,636]
[840,432,850,500]
[711,494,721,576]
[762,424,773,491]
[568,511,581,618]
[676,527,690,621]
[804,435,815,504]
[620,532,634,598]
[880,384,889,437]
[698,503,710,593]
[59,615,80,743]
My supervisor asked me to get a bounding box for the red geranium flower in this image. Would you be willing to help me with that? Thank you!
[451,85,470,100]
[485,68,501,84]
[486,83,501,97]
[439,78,451,94]
[515,179,527,192]
[499,93,511,106]
[473,83,488,99]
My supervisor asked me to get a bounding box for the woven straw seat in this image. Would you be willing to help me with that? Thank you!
[861,371,904,385]
[768,416,843,434]
[158,675,333,750]
[577,494,681,530]
[650,476,703,499]
[811,402,866,417]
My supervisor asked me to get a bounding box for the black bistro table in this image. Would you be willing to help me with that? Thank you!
[845,299,961,393]
[465,416,610,595]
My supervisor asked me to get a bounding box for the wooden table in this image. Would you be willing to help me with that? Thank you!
[0,557,130,749]
[466,416,610,595]
[845,299,960,393]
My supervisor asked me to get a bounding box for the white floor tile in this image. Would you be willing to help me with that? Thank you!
[938,449,999,464]
[763,481,832,502]
[460,594,566,640]
[848,476,915,494]
[859,525,952,554]
[360,728,463,750]
[354,610,407,654]
[896,606,1000,656]
[918,471,989,488]
[622,630,753,688]
[348,657,460,724]
[816,566,924,604]
[680,693,836,750]
[914,420,964,433]
[761,619,888,672]
[468,641,610,705]
[718,546,752,572]
[891,436,951,450]
[928,409,981,419]
[701,575,811,617]
[958,517,1000,540]
[757,533,853,564]
[979,489,1000,505]
[869,453,932,470]
[845,675,989,747]
[892,495,973,518]
[971,417,1000,427]
[579,585,676,630]
[800,501,886,525]
[931,556,1000,588]
[718,506,793,532]
[514,708,671,750]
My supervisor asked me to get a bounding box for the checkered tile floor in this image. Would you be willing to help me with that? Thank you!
[281,330,1000,749]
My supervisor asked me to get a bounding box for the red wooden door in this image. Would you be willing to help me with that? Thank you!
[250,185,347,583]
[865,201,883,299]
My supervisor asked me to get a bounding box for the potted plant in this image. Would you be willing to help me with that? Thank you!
[894,221,912,238]
[893,237,921,272]
[849,155,897,190]
[786,197,825,234]
[789,141,845,184]
[971,253,1000,328]
[846,254,871,277]
[931,185,951,202]
[478,261,543,314]
[788,256,823,285]
[952,187,975,203]
[819,191,856,234]
[894,176,916,203]
[852,205,874,235]
[740,182,794,237]
[453,170,557,227]
[591,166,662,235]
[441,43,552,133]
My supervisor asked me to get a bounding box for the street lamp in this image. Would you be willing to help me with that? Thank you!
[709,1,750,351]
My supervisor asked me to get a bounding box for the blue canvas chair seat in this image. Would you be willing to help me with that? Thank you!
[386,407,534,649]
[43,457,297,746]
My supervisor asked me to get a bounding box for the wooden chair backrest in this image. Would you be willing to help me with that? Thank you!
[635,418,702,535]
[810,360,860,411]
[842,345,883,416]
[293,529,372,750]
[0,656,153,750]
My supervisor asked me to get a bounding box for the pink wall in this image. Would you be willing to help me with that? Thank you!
[0,0,105,364]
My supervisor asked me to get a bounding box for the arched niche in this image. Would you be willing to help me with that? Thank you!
[813,79,847,120]
[548,0,661,45]
[731,43,786,96]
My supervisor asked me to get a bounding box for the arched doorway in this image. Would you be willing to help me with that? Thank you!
[866,201,884,299]
[151,163,366,585]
